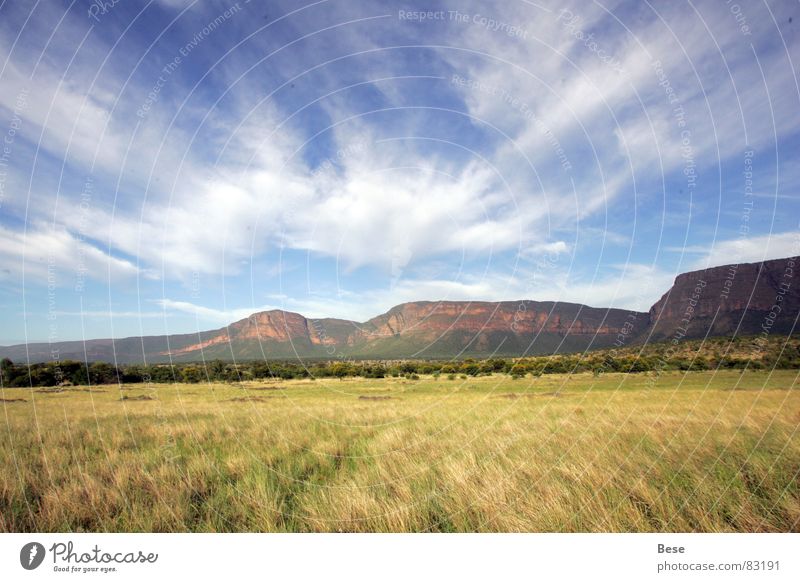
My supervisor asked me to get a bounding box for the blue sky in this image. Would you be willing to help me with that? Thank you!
[0,0,798,344]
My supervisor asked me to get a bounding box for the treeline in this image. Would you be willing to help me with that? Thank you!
[1,336,798,388]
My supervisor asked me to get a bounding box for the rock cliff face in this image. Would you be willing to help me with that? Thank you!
[349,300,643,357]
[2,257,797,363]
[165,311,339,357]
[162,300,644,360]
[644,257,798,341]
[163,311,358,359]
[360,301,630,337]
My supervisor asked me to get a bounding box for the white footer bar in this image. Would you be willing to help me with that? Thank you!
[1,533,797,581]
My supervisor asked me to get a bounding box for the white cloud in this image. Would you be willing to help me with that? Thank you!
[0,61,123,173]
[54,310,170,318]
[566,263,676,312]
[0,223,142,286]
[691,232,800,270]
[284,157,525,271]
[155,298,280,324]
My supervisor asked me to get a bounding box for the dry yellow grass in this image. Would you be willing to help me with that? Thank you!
[1,370,798,532]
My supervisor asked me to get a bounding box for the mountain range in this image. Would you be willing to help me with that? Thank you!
[2,257,797,364]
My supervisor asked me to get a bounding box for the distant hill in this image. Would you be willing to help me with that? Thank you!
[1,256,797,364]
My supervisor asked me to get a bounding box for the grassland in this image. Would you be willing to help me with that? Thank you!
[1,370,799,532]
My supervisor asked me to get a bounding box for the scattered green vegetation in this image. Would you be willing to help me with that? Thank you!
[1,370,798,532]
[1,335,798,388]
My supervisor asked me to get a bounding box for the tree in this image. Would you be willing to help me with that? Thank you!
[0,358,14,385]
[330,361,354,379]
[121,365,145,383]
[180,366,203,383]
[208,360,227,381]
[460,362,479,376]
[488,358,507,372]
[89,362,119,385]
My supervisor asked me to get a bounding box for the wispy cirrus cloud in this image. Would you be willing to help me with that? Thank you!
[0,223,145,287]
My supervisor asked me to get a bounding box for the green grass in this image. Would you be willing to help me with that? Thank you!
[1,370,798,532]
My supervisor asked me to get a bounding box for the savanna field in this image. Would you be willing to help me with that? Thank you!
[1,370,798,532]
